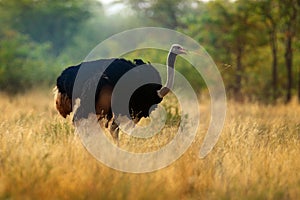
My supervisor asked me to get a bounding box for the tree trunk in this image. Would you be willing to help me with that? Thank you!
[270,29,278,101]
[284,32,293,103]
[234,45,243,101]
[297,1,300,103]
[283,1,298,103]
[298,67,300,102]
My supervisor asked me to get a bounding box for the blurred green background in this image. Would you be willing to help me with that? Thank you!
[0,0,299,103]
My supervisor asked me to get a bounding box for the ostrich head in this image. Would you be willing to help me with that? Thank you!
[170,44,187,55]
[157,44,187,98]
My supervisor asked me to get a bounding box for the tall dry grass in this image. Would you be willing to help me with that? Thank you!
[0,90,299,199]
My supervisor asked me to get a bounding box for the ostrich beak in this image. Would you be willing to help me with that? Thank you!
[179,47,188,55]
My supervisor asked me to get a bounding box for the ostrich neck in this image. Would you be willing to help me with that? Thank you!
[166,52,176,88]
[157,52,177,98]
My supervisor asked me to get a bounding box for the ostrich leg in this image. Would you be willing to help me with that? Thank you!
[110,119,120,145]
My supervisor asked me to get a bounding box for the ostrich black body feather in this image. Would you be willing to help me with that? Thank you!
[55,44,185,141]
[56,58,163,121]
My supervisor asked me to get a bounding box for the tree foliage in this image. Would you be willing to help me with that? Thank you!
[0,0,300,103]
[1,0,99,55]
[0,0,99,93]
[121,0,195,28]
[177,0,300,102]
[0,29,53,93]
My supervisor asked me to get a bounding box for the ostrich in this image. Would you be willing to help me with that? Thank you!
[54,44,187,140]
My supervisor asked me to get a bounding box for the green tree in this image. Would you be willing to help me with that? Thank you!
[1,0,99,55]
[121,0,194,28]
[0,29,52,93]
[256,0,281,101]
[187,0,261,100]
[279,0,300,103]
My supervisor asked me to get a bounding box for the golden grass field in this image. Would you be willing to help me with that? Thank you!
[0,89,300,199]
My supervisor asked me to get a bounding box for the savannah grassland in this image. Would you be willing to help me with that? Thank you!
[0,89,300,200]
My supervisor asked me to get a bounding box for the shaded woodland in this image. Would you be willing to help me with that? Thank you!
[0,0,300,103]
